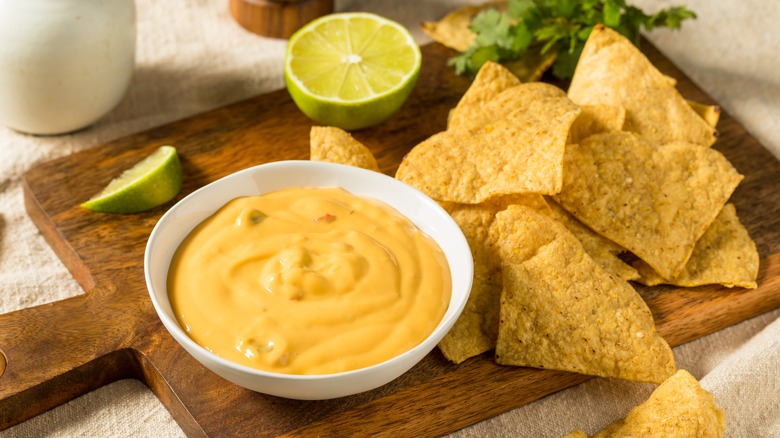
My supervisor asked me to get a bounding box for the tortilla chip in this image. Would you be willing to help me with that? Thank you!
[546,198,639,281]
[396,83,581,203]
[489,193,552,216]
[493,205,675,383]
[502,44,558,83]
[450,78,576,136]
[567,104,626,144]
[554,132,743,279]
[448,61,520,131]
[310,126,379,171]
[634,203,759,288]
[568,26,717,147]
[455,81,578,135]
[437,194,550,364]
[421,2,507,52]
[437,203,503,363]
[570,370,725,438]
[688,100,722,128]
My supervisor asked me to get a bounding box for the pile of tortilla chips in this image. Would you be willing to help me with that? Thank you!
[309,25,759,387]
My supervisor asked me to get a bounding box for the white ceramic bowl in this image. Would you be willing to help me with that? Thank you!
[145,160,473,399]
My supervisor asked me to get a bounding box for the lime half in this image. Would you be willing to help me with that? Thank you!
[285,12,422,130]
[82,145,183,214]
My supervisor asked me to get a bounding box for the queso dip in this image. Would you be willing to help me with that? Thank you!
[167,187,451,375]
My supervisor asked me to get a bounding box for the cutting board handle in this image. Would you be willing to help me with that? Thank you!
[0,290,132,430]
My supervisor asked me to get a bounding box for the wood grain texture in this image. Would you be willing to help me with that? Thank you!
[229,0,334,39]
[2,41,779,436]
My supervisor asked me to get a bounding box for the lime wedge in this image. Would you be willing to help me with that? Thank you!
[285,12,422,130]
[81,145,183,213]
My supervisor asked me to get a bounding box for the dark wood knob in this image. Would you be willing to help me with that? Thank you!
[229,0,334,39]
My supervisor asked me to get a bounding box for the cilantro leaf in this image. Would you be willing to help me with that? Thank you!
[471,9,514,48]
[448,50,473,76]
[448,0,696,80]
[511,21,534,53]
[509,0,537,19]
[647,6,697,30]
[603,0,622,27]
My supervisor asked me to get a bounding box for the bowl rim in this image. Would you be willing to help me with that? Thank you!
[144,160,473,381]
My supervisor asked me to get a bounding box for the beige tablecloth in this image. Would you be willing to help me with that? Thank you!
[2,1,779,436]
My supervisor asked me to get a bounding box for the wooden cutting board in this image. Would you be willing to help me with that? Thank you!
[2,41,780,437]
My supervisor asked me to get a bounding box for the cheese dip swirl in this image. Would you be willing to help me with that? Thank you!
[168,187,451,375]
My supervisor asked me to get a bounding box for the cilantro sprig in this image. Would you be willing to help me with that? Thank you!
[449,0,696,80]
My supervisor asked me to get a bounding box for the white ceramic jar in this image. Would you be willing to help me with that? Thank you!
[0,0,136,135]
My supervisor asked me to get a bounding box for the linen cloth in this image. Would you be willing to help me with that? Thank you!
[2,0,779,436]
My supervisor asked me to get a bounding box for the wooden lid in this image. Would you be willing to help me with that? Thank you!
[229,0,334,39]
